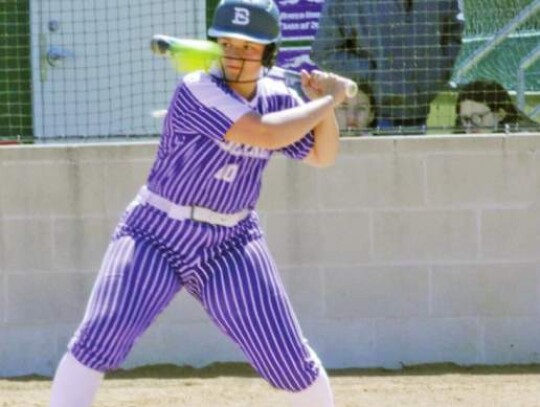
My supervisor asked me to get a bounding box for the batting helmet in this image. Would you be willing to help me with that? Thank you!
[207,0,280,66]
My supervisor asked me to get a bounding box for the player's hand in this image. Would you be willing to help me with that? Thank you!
[300,69,348,106]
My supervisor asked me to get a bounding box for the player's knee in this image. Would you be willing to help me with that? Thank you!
[67,319,139,372]
[256,355,321,392]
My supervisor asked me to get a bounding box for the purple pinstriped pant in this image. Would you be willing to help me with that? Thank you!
[68,201,320,391]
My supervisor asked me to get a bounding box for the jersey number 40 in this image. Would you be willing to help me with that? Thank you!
[214,164,239,183]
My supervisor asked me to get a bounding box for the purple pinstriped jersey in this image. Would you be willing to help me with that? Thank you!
[146,70,314,214]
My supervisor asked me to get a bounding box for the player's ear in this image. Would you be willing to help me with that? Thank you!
[262,43,277,67]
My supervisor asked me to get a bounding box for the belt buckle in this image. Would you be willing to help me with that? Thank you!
[191,206,210,225]
[205,209,227,227]
[217,213,232,227]
[190,206,247,227]
[167,204,190,221]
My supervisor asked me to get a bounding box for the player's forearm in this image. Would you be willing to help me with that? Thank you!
[225,95,336,149]
[261,95,338,149]
[305,111,340,167]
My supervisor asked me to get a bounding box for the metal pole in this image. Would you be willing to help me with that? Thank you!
[454,0,540,83]
[517,42,540,111]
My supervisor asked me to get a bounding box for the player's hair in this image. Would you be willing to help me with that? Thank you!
[357,81,378,128]
[207,0,280,68]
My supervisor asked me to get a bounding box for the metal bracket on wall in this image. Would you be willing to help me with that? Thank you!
[39,19,75,82]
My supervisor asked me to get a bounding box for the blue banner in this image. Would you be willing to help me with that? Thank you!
[275,0,324,72]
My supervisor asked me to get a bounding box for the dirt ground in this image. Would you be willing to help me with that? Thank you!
[2,363,540,407]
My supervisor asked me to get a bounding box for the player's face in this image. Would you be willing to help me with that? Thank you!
[459,100,501,133]
[217,37,265,83]
[336,90,374,132]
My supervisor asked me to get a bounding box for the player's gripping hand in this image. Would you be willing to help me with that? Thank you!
[300,69,348,106]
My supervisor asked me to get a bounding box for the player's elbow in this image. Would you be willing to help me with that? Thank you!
[303,150,338,168]
[314,156,337,168]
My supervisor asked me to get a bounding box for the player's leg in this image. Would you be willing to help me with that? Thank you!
[287,363,334,407]
[49,352,103,407]
[50,232,182,407]
[200,236,334,407]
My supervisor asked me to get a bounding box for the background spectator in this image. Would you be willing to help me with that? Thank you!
[311,0,464,131]
[455,79,539,134]
[336,82,378,136]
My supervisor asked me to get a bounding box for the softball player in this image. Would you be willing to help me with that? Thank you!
[49,0,348,406]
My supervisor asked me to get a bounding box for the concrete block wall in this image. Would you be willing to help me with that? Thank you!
[1,135,539,377]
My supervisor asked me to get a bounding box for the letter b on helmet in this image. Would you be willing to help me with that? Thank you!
[232,7,250,25]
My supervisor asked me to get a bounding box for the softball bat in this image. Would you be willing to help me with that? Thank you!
[151,34,223,72]
[150,34,358,98]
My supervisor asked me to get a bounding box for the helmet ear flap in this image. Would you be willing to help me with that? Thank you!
[262,43,277,67]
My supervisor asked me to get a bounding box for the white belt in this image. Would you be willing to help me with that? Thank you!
[137,186,250,228]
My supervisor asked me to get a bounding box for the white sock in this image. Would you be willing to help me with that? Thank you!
[49,352,104,407]
[287,367,334,407]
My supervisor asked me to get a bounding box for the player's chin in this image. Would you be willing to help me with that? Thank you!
[224,66,242,77]
[222,69,244,83]
[226,72,259,83]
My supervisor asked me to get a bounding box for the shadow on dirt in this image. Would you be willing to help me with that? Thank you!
[5,361,540,382]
